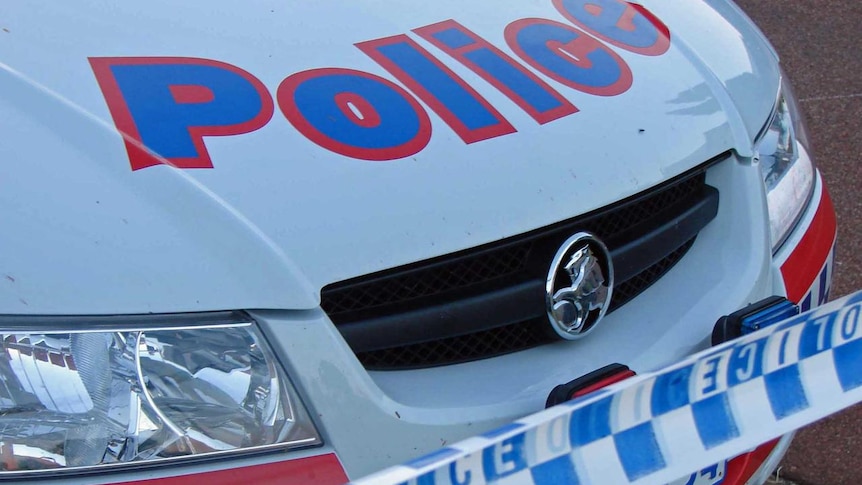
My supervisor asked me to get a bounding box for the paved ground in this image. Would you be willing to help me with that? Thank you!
[733,1,862,484]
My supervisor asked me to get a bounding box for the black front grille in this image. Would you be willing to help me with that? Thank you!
[355,238,696,369]
[323,155,726,370]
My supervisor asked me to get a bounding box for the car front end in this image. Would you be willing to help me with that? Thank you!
[0,0,836,483]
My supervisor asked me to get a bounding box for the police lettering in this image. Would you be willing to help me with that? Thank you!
[91,1,670,170]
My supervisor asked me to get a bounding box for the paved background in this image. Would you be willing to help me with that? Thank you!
[733,1,862,484]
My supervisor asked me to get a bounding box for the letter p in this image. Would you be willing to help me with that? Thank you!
[90,57,273,170]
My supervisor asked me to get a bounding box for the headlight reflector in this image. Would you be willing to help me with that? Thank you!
[0,313,319,476]
[756,75,815,251]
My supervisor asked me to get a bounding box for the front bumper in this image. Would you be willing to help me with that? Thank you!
[44,162,835,485]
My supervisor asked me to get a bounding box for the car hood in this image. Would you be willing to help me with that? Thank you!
[0,0,778,314]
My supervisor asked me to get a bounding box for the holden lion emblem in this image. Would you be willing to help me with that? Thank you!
[546,232,614,340]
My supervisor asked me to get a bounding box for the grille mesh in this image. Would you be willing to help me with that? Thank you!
[357,319,547,370]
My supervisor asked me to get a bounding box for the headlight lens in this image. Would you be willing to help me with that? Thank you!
[0,313,319,476]
[756,74,815,251]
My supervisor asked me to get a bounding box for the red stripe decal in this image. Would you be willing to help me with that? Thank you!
[724,439,780,484]
[780,187,837,303]
[114,454,347,485]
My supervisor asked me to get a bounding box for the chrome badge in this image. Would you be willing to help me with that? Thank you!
[546,232,614,340]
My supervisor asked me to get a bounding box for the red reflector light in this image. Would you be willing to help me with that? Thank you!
[546,363,636,407]
[570,368,637,399]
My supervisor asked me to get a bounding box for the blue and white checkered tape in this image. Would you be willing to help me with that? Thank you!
[353,290,862,485]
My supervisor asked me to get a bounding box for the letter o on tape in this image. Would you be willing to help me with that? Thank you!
[278,68,432,161]
[841,305,861,341]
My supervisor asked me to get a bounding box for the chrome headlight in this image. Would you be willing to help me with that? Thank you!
[756,73,816,251]
[0,312,320,477]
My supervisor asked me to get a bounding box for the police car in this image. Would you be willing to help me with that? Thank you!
[0,0,836,484]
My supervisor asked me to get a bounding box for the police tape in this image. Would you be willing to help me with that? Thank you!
[353,290,862,485]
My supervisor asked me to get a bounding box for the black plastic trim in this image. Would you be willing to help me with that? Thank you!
[339,281,545,353]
